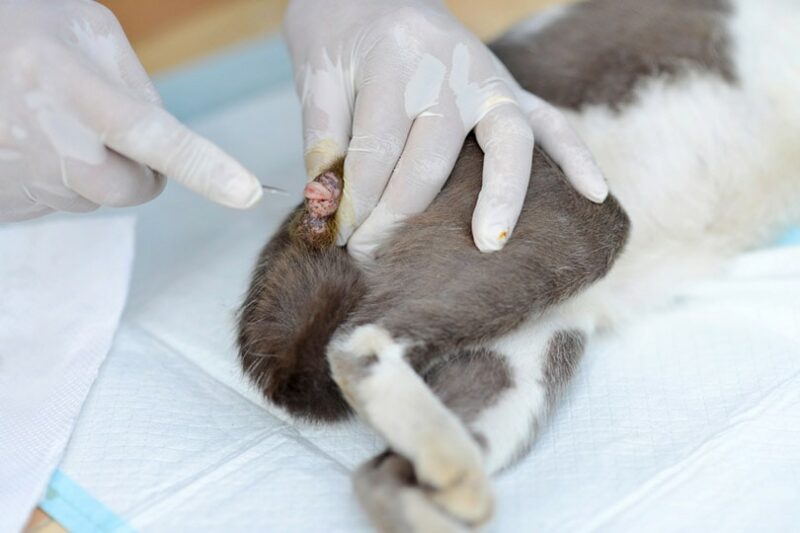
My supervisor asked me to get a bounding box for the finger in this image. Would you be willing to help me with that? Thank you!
[524,93,608,203]
[473,103,534,252]
[297,66,353,179]
[347,113,465,261]
[51,50,262,209]
[33,173,98,213]
[64,147,165,207]
[0,171,55,222]
[32,179,98,213]
[14,143,100,214]
[339,77,413,245]
[0,204,53,223]
[47,194,99,214]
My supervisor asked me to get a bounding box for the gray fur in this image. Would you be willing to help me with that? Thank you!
[238,0,744,419]
[354,452,471,532]
[238,0,740,424]
[424,347,514,423]
[235,3,744,526]
[348,140,629,371]
[500,330,587,470]
[491,0,736,111]
[353,453,417,533]
[237,216,362,422]
[543,330,587,407]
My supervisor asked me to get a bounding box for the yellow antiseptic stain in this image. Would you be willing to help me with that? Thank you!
[483,94,517,114]
[304,139,342,179]
[334,183,356,245]
[498,230,509,241]
[304,140,356,245]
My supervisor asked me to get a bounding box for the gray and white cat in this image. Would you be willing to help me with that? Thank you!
[238,0,800,530]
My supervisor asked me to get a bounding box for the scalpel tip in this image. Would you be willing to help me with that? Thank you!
[260,184,290,196]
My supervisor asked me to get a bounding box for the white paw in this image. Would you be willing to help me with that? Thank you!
[331,324,493,526]
[416,431,493,525]
[401,490,470,533]
[332,323,404,360]
[355,453,490,533]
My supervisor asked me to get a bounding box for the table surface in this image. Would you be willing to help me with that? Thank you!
[22,0,564,530]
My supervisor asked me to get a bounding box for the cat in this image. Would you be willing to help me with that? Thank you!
[238,0,800,530]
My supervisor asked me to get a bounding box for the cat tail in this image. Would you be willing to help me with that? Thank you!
[237,209,364,422]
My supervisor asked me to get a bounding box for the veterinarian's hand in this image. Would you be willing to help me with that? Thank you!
[285,0,608,260]
[0,0,262,222]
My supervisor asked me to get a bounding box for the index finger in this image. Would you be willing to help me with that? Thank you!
[522,92,608,203]
[473,104,534,252]
[55,52,263,209]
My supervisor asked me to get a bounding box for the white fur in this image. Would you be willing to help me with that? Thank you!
[401,489,467,533]
[330,324,492,524]
[469,0,800,476]
[415,0,800,486]
[560,0,800,328]
[467,304,600,474]
[475,321,555,474]
[345,2,800,528]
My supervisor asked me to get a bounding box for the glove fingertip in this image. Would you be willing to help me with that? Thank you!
[241,184,264,208]
[342,224,377,262]
[346,241,376,263]
[472,213,514,253]
[219,172,263,209]
[585,181,609,203]
[474,228,510,252]
[577,169,609,203]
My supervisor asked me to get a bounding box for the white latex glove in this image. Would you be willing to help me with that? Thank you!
[285,0,608,260]
[0,0,263,222]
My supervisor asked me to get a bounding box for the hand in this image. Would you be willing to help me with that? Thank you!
[284,0,608,260]
[0,0,263,222]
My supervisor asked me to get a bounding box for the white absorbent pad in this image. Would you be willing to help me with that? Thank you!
[46,91,800,532]
[46,47,800,532]
[0,216,135,533]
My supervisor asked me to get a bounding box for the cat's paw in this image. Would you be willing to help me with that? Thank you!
[354,452,490,533]
[330,324,493,526]
[415,430,493,525]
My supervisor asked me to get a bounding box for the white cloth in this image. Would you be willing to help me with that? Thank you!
[0,216,135,533]
[51,84,800,532]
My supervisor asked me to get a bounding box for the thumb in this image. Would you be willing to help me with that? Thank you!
[297,64,353,180]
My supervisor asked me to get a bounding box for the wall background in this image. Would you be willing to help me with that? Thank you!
[97,0,563,73]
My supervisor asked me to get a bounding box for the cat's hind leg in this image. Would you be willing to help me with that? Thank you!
[466,316,587,474]
[328,325,493,526]
[354,453,469,533]
[348,314,588,531]
[330,141,623,527]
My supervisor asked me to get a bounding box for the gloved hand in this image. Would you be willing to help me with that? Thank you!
[285,0,608,260]
[0,0,262,222]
